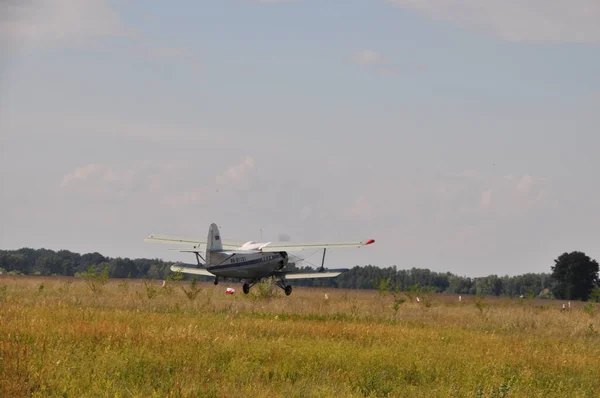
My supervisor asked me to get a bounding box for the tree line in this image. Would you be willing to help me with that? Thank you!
[1,247,598,301]
[0,248,172,281]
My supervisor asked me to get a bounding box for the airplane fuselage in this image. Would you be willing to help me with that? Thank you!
[206,251,288,279]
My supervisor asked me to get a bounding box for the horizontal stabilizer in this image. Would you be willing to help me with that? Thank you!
[170,263,215,277]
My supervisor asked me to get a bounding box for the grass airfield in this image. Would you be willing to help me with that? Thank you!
[1,276,599,397]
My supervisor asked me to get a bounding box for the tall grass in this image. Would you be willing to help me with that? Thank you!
[1,276,599,397]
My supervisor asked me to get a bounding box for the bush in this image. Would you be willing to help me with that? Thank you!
[251,279,279,300]
[583,303,596,317]
[79,265,109,294]
[537,288,555,300]
[589,288,600,303]
[181,278,203,300]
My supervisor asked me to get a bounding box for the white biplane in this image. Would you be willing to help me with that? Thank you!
[145,223,374,295]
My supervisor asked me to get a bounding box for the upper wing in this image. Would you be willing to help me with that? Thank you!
[261,239,374,252]
[145,234,239,250]
[274,268,349,279]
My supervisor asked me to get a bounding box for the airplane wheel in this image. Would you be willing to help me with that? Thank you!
[213,278,219,286]
[284,285,292,296]
[243,283,250,294]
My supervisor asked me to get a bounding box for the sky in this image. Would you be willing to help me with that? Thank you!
[1,0,599,277]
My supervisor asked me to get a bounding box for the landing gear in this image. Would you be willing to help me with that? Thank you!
[241,279,292,296]
[275,279,293,296]
[213,278,219,286]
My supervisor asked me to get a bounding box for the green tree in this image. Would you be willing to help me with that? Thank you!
[109,258,137,279]
[551,251,599,301]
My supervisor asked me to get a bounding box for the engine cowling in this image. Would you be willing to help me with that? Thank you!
[277,252,288,270]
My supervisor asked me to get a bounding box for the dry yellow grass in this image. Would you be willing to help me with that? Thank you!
[1,275,599,397]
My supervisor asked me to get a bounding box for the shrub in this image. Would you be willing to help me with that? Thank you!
[589,288,600,303]
[250,279,279,300]
[143,278,162,299]
[80,265,109,294]
[181,278,203,300]
[583,303,596,317]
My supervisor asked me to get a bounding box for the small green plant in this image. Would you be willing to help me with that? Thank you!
[586,323,598,337]
[167,269,184,281]
[421,297,433,308]
[117,279,129,291]
[392,298,406,312]
[537,288,554,300]
[496,374,517,398]
[374,277,410,313]
[161,280,175,295]
[80,265,109,294]
[143,278,162,299]
[38,283,44,292]
[404,284,420,302]
[583,303,596,317]
[375,276,392,298]
[57,280,72,294]
[475,294,488,314]
[181,278,203,300]
[251,279,279,300]
[418,286,435,308]
[590,288,600,303]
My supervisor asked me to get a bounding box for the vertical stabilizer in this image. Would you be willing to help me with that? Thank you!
[205,223,222,264]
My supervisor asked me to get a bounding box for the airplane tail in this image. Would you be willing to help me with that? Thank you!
[205,223,222,264]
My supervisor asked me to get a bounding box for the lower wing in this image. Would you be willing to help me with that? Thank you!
[274,268,349,279]
[170,263,215,277]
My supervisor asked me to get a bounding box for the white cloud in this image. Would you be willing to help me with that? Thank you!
[59,163,138,192]
[385,0,600,42]
[0,0,133,47]
[453,169,482,179]
[445,226,476,250]
[516,174,534,195]
[215,157,256,185]
[151,157,258,208]
[428,170,552,217]
[143,46,192,58]
[351,50,385,65]
[344,196,376,220]
[160,189,206,208]
[350,49,419,76]
[480,189,493,210]
[60,164,103,187]
[58,161,218,211]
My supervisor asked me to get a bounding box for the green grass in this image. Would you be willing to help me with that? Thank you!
[1,276,599,397]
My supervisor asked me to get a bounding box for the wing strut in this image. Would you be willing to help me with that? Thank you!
[216,254,235,266]
[195,252,206,266]
[320,248,327,272]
